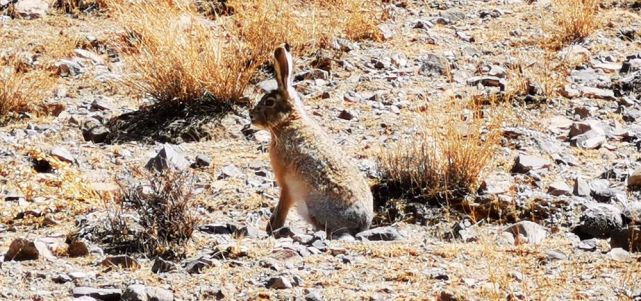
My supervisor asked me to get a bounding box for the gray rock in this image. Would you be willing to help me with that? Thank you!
[569,120,604,138]
[356,227,402,241]
[545,250,567,261]
[456,31,474,42]
[512,154,550,173]
[266,276,293,289]
[50,146,75,164]
[305,290,324,301]
[607,248,631,261]
[145,144,190,172]
[338,109,355,121]
[73,287,122,301]
[503,221,547,244]
[5,238,39,261]
[610,225,641,252]
[572,130,606,149]
[547,180,572,196]
[122,285,173,301]
[574,177,591,197]
[418,54,448,76]
[53,274,72,284]
[589,179,615,202]
[81,118,110,143]
[234,226,266,239]
[193,155,211,168]
[579,86,616,100]
[14,0,49,19]
[152,257,177,273]
[575,204,623,239]
[577,238,598,251]
[479,173,512,195]
[218,164,243,179]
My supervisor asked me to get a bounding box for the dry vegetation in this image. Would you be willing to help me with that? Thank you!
[108,0,381,106]
[0,64,55,119]
[544,0,601,50]
[378,100,504,204]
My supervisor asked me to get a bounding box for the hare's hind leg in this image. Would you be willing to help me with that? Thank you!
[267,184,294,234]
[306,194,370,238]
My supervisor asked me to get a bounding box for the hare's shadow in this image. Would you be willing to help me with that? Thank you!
[105,98,244,144]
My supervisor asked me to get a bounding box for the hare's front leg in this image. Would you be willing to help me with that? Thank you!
[266,184,293,234]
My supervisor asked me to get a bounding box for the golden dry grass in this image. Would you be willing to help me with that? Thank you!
[544,0,601,50]
[106,0,381,106]
[0,63,55,118]
[378,100,504,203]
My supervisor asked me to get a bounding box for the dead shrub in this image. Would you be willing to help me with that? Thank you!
[377,100,503,205]
[544,0,600,50]
[90,170,200,258]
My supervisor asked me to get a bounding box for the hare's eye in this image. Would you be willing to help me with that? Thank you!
[264,97,275,107]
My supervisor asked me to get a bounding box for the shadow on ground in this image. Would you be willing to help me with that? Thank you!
[105,99,244,144]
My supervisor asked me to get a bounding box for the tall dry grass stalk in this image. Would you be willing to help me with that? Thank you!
[107,0,381,105]
[378,100,504,202]
[544,0,600,50]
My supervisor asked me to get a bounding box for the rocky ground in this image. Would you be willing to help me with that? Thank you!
[2,0,641,300]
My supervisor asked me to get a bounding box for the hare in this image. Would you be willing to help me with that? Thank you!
[249,44,373,238]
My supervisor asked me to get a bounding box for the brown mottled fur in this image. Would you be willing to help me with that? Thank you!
[250,44,373,237]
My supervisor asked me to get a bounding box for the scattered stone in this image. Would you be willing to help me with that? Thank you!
[512,154,550,173]
[577,238,598,251]
[101,255,141,270]
[234,226,266,239]
[5,238,39,261]
[479,173,512,195]
[575,204,623,239]
[356,227,402,241]
[547,180,572,196]
[456,31,474,42]
[338,110,355,121]
[152,257,177,273]
[67,240,89,257]
[75,49,104,65]
[90,97,113,111]
[13,0,49,19]
[192,155,212,168]
[622,202,641,223]
[122,285,174,301]
[503,221,547,244]
[271,226,295,239]
[574,177,590,197]
[589,179,615,202]
[305,290,324,301]
[446,218,477,242]
[50,146,75,164]
[81,118,110,143]
[266,276,293,289]
[607,248,631,261]
[53,273,72,284]
[218,164,243,179]
[73,287,122,301]
[145,144,190,172]
[418,53,448,76]
[545,250,567,261]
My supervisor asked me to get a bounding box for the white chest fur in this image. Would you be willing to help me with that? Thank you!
[283,172,313,223]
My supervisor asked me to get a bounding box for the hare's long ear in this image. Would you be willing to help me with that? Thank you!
[273,43,295,99]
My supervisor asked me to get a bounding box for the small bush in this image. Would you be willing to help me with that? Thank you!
[378,100,502,204]
[94,170,199,258]
[544,0,600,50]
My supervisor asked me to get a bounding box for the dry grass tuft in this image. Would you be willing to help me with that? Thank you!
[378,100,503,204]
[107,0,381,106]
[52,0,109,13]
[0,63,55,119]
[544,0,600,50]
